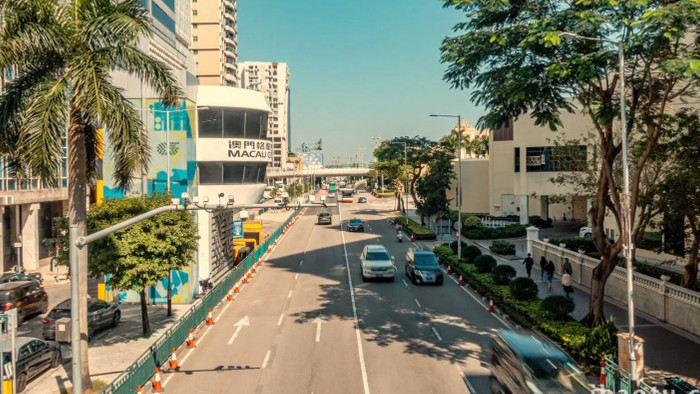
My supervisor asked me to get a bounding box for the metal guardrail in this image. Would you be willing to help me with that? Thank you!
[100,209,301,393]
[605,358,661,394]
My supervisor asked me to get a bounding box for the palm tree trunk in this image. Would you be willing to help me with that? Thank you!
[67,115,93,390]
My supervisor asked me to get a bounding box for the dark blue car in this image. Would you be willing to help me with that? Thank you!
[347,218,364,232]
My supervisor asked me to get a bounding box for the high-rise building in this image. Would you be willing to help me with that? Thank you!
[239,61,290,167]
[190,0,238,87]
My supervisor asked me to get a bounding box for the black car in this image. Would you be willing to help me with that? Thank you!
[5,337,62,392]
[405,249,443,285]
[43,298,120,341]
[317,212,332,225]
[0,281,48,324]
[357,197,367,203]
[490,329,591,393]
[347,218,364,232]
[0,273,42,285]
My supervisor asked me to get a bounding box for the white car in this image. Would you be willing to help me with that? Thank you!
[579,226,592,238]
[360,245,395,282]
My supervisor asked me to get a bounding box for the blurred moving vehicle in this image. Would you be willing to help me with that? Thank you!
[43,298,120,341]
[360,245,395,281]
[4,337,62,392]
[357,196,367,203]
[579,226,592,238]
[317,212,332,225]
[405,248,443,285]
[0,281,48,323]
[0,272,42,285]
[490,329,591,393]
[347,218,364,232]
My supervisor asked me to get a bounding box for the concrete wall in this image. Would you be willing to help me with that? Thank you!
[528,228,700,339]
[452,158,490,214]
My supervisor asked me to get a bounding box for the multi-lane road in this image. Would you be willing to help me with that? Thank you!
[162,191,509,393]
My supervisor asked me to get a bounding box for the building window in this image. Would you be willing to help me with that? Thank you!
[152,3,175,32]
[192,9,197,15]
[193,36,198,42]
[524,146,587,172]
[193,50,198,55]
[514,147,520,173]
[193,24,198,29]
[493,119,513,141]
[198,107,269,139]
[198,162,267,184]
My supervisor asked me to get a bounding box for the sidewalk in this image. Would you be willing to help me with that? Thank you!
[25,207,297,394]
[404,210,700,388]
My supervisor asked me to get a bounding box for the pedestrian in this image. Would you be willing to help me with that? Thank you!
[539,256,547,280]
[562,272,574,297]
[545,260,555,289]
[523,253,534,278]
[563,258,573,275]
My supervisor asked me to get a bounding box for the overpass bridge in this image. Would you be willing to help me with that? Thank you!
[266,167,371,179]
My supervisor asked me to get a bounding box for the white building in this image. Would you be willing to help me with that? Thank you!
[239,62,290,168]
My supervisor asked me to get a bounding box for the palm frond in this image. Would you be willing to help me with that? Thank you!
[97,45,182,106]
[83,123,99,184]
[21,75,70,186]
[78,0,151,50]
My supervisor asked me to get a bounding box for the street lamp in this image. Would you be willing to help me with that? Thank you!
[431,114,463,263]
[389,141,409,228]
[560,31,637,389]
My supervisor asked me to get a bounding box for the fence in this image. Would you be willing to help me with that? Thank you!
[527,228,700,340]
[604,359,659,393]
[100,208,301,394]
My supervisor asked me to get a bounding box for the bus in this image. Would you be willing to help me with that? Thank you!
[339,181,347,189]
[341,189,354,203]
[329,182,337,192]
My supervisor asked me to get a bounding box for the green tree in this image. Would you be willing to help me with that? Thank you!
[0,0,180,384]
[89,194,198,337]
[415,143,455,224]
[440,0,700,326]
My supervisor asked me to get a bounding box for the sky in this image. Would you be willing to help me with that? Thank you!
[236,0,485,165]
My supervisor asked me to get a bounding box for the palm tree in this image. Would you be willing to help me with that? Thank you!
[0,0,181,388]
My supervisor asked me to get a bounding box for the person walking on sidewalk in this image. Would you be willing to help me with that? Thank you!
[562,258,573,275]
[539,256,547,280]
[544,260,555,289]
[523,253,534,278]
[562,272,574,297]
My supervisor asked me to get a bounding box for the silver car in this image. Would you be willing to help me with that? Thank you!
[360,245,395,281]
[43,298,120,341]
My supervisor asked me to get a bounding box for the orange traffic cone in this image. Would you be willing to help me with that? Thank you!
[252,266,257,274]
[152,367,164,392]
[257,258,262,266]
[206,308,215,325]
[170,347,179,370]
[137,385,143,394]
[274,238,278,246]
[447,265,452,275]
[243,276,249,284]
[187,328,195,348]
[600,361,606,386]
[489,297,495,312]
[227,286,233,301]
[234,282,240,293]
[410,235,415,242]
[266,231,270,238]
[459,274,464,286]
[247,271,253,279]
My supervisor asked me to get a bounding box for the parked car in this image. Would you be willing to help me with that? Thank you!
[0,281,48,324]
[579,226,592,238]
[0,273,42,285]
[357,196,367,203]
[347,218,364,232]
[317,212,332,225]
[490,329,591,393]
[405,248,443,285]
[360,245,395,281]
[4,337,62,392]
[43,298,120,341]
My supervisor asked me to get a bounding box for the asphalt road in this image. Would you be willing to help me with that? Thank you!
[162,192,509,394]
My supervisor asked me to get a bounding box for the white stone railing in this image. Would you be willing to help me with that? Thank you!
[526,226,700,339]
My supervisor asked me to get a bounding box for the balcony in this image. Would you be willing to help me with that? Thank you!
[224,23,235,33]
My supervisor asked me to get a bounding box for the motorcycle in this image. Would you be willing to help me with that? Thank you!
[199,278,213,295]
[397,232,403,243]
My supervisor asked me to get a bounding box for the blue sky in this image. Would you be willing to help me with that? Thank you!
[237,0,485,165]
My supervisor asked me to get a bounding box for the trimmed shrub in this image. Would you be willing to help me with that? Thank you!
[528,215,553,228]
[492,264,516,285]
[580,317,618,366]
[490,240,516,255]
[464,224,527,240]
[449,240,468,253]
[474,255,497,273]
[541,295,575,319]
[394,217,437,240]
[461,245,482,263]
[462,215,483,229]
[509,277,539,300]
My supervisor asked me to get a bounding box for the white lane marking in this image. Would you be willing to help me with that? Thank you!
[295,273,299,280]
[227,316,250,345]
[402,279,408,287]
[455,365,476,394]
[287,290,293,299]
[339,204,371,394]
[313,317,326,342]
[277,313,284,326]
[300,260,304,267]
[441,268,511,329]
[414,298,422,309]
[431,326,443,341]
[262,349,271,369]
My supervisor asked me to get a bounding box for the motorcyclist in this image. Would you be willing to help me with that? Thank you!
[397,230,403,242]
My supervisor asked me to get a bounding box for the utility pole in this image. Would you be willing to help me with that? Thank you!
[371,137,382,191]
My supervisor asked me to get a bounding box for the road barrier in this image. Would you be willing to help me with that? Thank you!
[603,358,659,393]
[100,208,302,393]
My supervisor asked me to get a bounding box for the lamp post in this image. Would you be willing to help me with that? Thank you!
[389,142,409,227]
[431,114,462,263]
[560,32,636,389]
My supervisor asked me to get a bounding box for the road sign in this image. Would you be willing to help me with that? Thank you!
[233,220,244,239]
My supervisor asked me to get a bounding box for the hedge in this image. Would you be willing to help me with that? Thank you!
[432,245,616,371]
[490,240,516,255]
[395,217,437,240]
[464,224,527,240]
